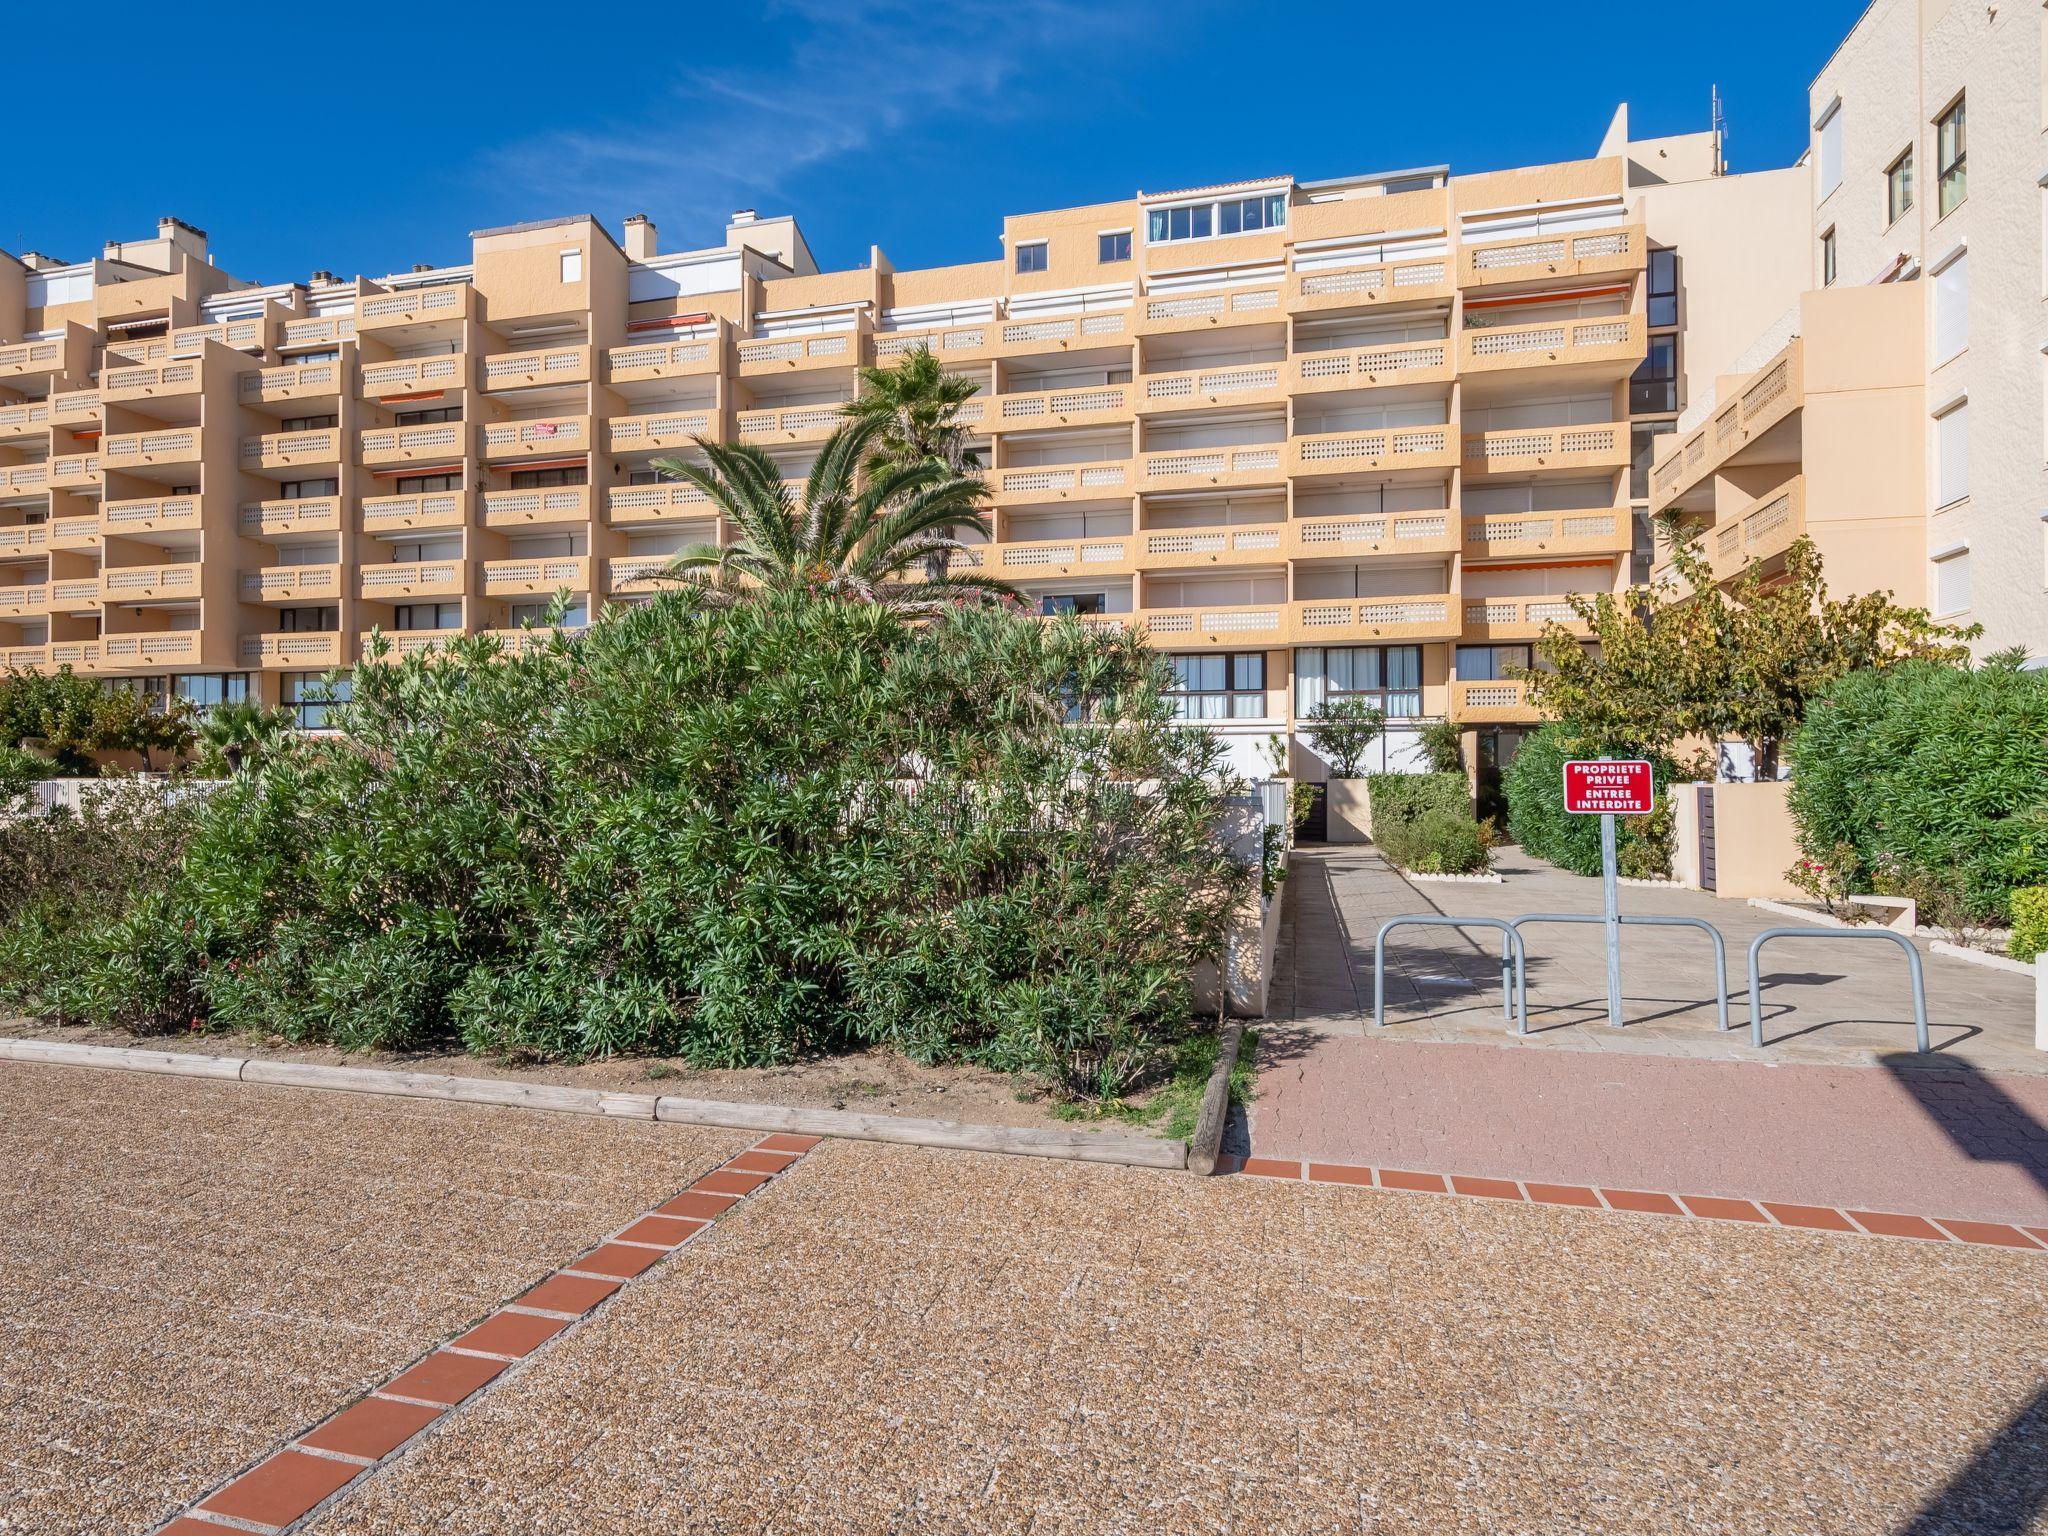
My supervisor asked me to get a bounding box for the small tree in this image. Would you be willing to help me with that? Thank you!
[1525,524,1973,778]
[1416,718,1464,775]
[1305,696,1384,778]
[197,699,296,776]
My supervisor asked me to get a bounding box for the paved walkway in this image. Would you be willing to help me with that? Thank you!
[1257,847,2048,1226]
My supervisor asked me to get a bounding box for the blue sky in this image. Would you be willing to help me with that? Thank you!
[1,0,1865,285]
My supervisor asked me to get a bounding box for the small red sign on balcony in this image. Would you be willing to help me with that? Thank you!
[1562,759,1655,815]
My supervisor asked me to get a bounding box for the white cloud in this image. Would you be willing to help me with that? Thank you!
[478,0,1148,247]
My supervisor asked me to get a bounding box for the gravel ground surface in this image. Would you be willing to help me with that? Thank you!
[0,1061,750,1536]
[308,1138,2048,1535]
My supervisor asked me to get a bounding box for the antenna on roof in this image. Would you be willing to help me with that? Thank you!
[1710,85,1727,173]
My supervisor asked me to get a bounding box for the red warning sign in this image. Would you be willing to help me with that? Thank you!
[1562,759,1656,815]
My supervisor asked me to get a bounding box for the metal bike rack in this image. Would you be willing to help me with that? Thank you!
[1747,926,1930,1053]
[1374,916,1530,1035]
[1495,913,1731,1033]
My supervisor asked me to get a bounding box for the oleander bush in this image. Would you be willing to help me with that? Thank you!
[1503,726,1679,879]
[1788,655,2048,925]
[0,592,1251,1100]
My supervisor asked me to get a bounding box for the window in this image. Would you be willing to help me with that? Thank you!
[282,672,349,730]
[1455,645,1530,682]
[510,600,588,627]
[1936,97,1967,216]
[1097,230,1131,264]
[1816,100,1843,202]
[1038,593,1106,616]
[510,465,588,489]
[392,602,462,630]
[1932,248,1968,363]
[1145,192,1287,245]
[281,413,337,432]
[627,468,663,487]
[1631,420,1677,500]
[1887,147,1915,225]
[1296,646,1422,718]
[1015,241,1048,275]
[1646,248,1678,328]
[280,478,337,500]
[171,674,248,709]
[560,249,583,284]
[1821,228,1837,287]
[394,406,461,425]
[1168,652,1267,720]
[1933,549,1971,615]
[394,472,460,494]
[1630,335,1678,414]
[1935,399,1970,507]
[277,606,338,633]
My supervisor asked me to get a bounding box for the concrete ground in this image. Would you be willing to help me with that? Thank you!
[1257,847,2048,1226]
[6,1061,2047,1534]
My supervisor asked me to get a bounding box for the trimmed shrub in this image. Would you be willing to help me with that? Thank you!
[1366,772,1469,832]
[1503,727,1678,878]
[1376,809,1490,874]
[2007,887,2048,962]
[1789,658,2048,924]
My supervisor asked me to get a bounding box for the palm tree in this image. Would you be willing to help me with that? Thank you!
[648,418,1019,614]
[840,344,982,476]
[196,698,294,775]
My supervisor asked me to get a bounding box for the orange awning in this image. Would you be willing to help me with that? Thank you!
[626,312,712,333]
[507,456,587,473]
[368,463,462,479]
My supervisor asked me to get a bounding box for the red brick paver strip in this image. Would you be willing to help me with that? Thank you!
[1679,1195,1769,1223]
[1449,1174,1524,1199]
[161,1134,816,1533]
[1934,1219,2043,1249]
[1601,1188,1685,1216]
[1306,1161,1374,1186]
[1526,1182,1603,1209]
[1761,1202,1861,1233]
[1849,1210,1951,1241]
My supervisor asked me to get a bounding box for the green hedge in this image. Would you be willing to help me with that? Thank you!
[2010,887,2048,962]
[1366,772,1469,833]
[1375,809,1490,874]
[1788,659,2048,924]
[1503,727,1677,879]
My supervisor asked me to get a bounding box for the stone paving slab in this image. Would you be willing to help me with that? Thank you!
[0,1061,750,1536]
[303,1139,2048,1534]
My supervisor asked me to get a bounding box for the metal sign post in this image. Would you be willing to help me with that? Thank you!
[1562,758,1657,1029]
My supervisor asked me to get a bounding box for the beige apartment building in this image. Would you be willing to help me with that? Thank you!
[1651,0,2047,660]
[0,110,1803,791]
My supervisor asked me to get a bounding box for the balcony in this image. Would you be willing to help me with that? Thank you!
[1285,257,1453,314]
[48,640,101,669]
[241,632,343,670]
[991,312,1133,357]
[0,524,46,557]
[1137,603,1286,645]
[0,463,48,497]
[0,330,87,382]
[1286,512,1458,560]
[607,409,716,454]
[1293,594,1458,644]
[242,496,344,538]
[1458,223,1645,290]
[1691,477,1806,585]
[1464,508,1629,561]
[358,630,455,661]
[241,428,343,475]
[987,384,1129,433]
[1287,425,1456,478]
[49,577,102,609]
[1449,678,1543,724]
[606,335,723,385]
[101,563,200,603]
[101,495,202,537]
[481,416,589,462]
[1458,314,1645,378]
[1133,365,1284,416]
[100,631,202,668]
[360,491,465,534]
[479,486,588,530]
[606,483,718,525]
[735,331,859,376]
[993,460,1132,506]
[1461,423,1627,477]
[1138,445,1284,493]
[241,359,345,407]
[1134,524,1284,571]
[102,428,202,474]
[46,516,99,550]
[1289,340,1452,395]
[0,585,46,619]
[0,401,50,441]
[101,360,203,405]
[47,454,102,491]
[240,564,342,604]
[733,404,842,446]
[359,421,470,468]
[279,315,358,350]
[1135,287,1281,337]
[355,283,474,333]
[359,561,467,601]
[962,537,1131,580]
[1650,343,1803,509]
[359,355,467,398]
[872,324,994,364]
[50,390,101,427]
[481,347,590,392]
[1,643,49,669]
[1461,595,1595,641]
[481,556,589,597]
[170,316,267,357]
[605,555,672,593]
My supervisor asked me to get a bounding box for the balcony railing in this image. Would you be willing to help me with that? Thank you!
[243,497,344,537]
[101,495,202,536]
[101,631,200,665]
[50,390,101,426]
[356,283,472,331]
[241,632,343,669]
[48,454,102,489]
[0,464,48,494]
[170,317,265,357]
[1138,287,1281,333]
[0,402,51,438]
[0,585,46,618]
[1449,678,1542,723]
[46,516,99,549]
[606,483,717,523]
[100,563,201,602]
[606,555,672,591]
[481,346,590,391]
[481,556,590,596]
[987,384,1127,431]
[1461,595,1595,638]
[1463,509,1628,559]
[0,644,49,668]
[1136,524,1284,570]
[360,561,466,599]
[1461,423,1626,473]
[279,315,357,349]
[961,537,1131,578]
[479,487,588,529]
[606,336,721,383]
[481,417,588,459]
[48,640,101,668]
[1650,343,1803,508]
[241,428,343,472]
[241,360,344,405]
[607,410,715,452]
[995,312,1130,352]
[1458,314,1643,374]
[239,564,342,602]
[736,332,856,372]
[102,429,199,467]
[359,421,469,465]
[1286,257,1451,310]
[1459,223,1644,287]
[1138,603,1286,643]
[1140,445,1284,488]
[1136,364,1284,412]
[994,460,1131,503]
[1293,595,1457,642]
[360,490,465,533]
[360,355,466,397]
[733,404,844,443]
[872,325,992,361]
[101,360,202,403]
[1290,339,1451,392]
[1288,425,1454,474]
[1286,512,1456,559]
[50,578,102,606]
[0,525,46,556]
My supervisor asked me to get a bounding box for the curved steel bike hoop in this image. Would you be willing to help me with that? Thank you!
[1374,916,1529,1036]
[1746,926,1930,1053]
[1495,913,1731,1032]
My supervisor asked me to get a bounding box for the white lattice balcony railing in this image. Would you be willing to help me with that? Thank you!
[0,339,66,376]
[242,360,342,401]
[101,632,199,663]
[46,516,100,548]
[481,347,589,390]
[481,556,590,594]
[1291,426,1452,470]
[1460,223,1643,284]
[50,578,102,605]
[992,385,1128,426]
[241,632,343,668]
[606,483,717,522]
[101,361,201,401]
[361,491,465,532]
[360,355,466,396]
[1140,445,1284,483]
[1288,257,1450,307]
[1138,603,1286,641]
[243,496,345,536]
[479,487,587,528]
[170,317,265,357]
[1463,510,1626,554]
[359,422,467,462]
[1449,679,1540,720]
[1,463,48,492]
[48,454,102,487]
[606,337,719,379]
[1287,513,1453,556]
[48,641,101,667]
[50,390,101,424]
[606,556,673,589]
[872,324,992,358]
[102,496,201,534]
[241,428,342,468]
[733,405,845,441]
[994,461,1132,500]
[481,417,588,456]
[1138,364,1283,409]
[976,538,1130,575]
[607,411,715,451]
[357,284,470,328]
[995,311,1129,350]
[1139,288,1281,328]
[1138,525,1284,568]
[240,564,341,601]
[1291,340,1449,390]
[1461,423,1625,468]
[1293,595,1455,639]
[0,644,49,668]
[279,315,357,349]
[100,564,200,601]
[0,525,47,556]
[1459,315,1642,374]
[102,429,199,464]
[736,332,854,369]
[1462,596,1596,633]
[360,561,465,597]
[0,585,46,616]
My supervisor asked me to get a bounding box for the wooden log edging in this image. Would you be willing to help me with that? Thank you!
[1186,1021,1247,1177]
[0,1037,1187,1170]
